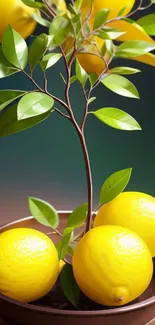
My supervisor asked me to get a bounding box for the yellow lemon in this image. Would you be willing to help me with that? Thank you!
[94,192,155,257]
[81,0,135,29]
[0,228,59,303]
[0,0,37,42]
[73,225,153,306]
[49,0,67,14]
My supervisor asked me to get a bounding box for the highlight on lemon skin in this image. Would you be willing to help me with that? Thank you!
[73,225,153,307]
[0,228,59,303]
[94,192,155,257]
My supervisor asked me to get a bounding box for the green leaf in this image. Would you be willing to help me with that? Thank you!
[29,34,51,72]
[66,203,88,229]
[60,264,80,307]
[70,75,77,84]
[74,0,84,11]
[57,229,73,259]
[97,28,125,40]
[68,4,77,15]
[90,107,141,131]
[104,40,114,56]
[49,16,70,45]
[21,0,44,8]
[88,97,96,104]
[137,14,155,36]
[76,58,88,86]
[2,26,28,69]
[117,5,128,17]
[68,242,77,256]
[0,104,50,137]
[109,66,140,75]
[100,168,132,205]
[32,12,50,28]
[101,74,139,99]
[17,92,54,120]
[0,90,26,111]
[40,53,62,71]
[89,73,98,86]
[93,9,110,30]
[28,197,59,229]
[71,13,81,36]
[151,0,155,3]
[0,47,20,79]
[116,40,155,58]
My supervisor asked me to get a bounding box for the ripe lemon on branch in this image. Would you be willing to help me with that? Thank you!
[0,0,37,42]
[75,0,155,75]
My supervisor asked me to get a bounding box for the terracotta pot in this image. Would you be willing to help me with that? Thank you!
[0,212,155,325]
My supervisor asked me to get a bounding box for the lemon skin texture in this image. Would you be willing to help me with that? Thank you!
[73,225,153,306]
[94,192,155,257]
[0,228,59,303]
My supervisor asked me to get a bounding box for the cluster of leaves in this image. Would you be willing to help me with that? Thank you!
[0,0,155,307]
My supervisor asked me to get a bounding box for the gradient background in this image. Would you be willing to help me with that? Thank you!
[0,1,154,224]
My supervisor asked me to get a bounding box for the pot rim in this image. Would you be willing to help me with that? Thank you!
[0,214,155,317]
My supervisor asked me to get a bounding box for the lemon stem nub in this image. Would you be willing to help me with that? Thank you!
[117,296,124,303]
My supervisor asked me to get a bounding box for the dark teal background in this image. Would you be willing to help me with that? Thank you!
[0,4,154,223]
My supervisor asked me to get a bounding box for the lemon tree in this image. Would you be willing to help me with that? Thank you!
[0,0,154,310]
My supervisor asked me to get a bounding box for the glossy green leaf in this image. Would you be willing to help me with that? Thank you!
[88,97,96,104]
[97,28,125,40]
[101,74,139,99]
[76,59,88,86]
[0,47,20,79]
[40,53,62,71]
[66,203,88,229]
[2,26,28,69]
[137,14,155,36]
[93,9,110,30]
[109,66,140,75]
[60,264,80,307]
[57,229,73,259]
[71,13,81,36]
[68,4,77,14]
[68,242,77,256]
[21,0,44,8]
[70,75,77,84]
[89,73,98,86]
[90,107,141,131]
[104,40,114,56]
[74,0,84,11]
[17,92,54,120]
[28,197,59,229]
[117,5,128,17]
[0,90,26,111]
[100,168,132,205]
[32,12,50,28]
[0,104,50,137]
[29,34,51,71]
[116,40,155,58]
[49,16,70,45]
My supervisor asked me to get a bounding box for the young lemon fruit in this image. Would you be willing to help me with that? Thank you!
[94,192,155,257]
[0,228,59,303]
[73,225,153,306]
[0,0,37,42]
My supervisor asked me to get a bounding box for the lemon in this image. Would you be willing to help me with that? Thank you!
[0,0,37,42]
[49,0,67,13]
[94,192,155,257]
[0,228,59,303]
[73,225,153,306]
[81,0,135,29]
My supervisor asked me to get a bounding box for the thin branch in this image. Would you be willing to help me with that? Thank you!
[22,70,43,92]
[81,88,91,132]
[44,71,48,92]
[46,228,63,237]
[43,0,57,17]
[54,107,71,120]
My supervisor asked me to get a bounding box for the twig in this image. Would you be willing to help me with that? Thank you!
[81,88,91,132]
[54,107,71,120]
[43,0,57,17]
[44,71,48,92]
[46,228,63,237]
